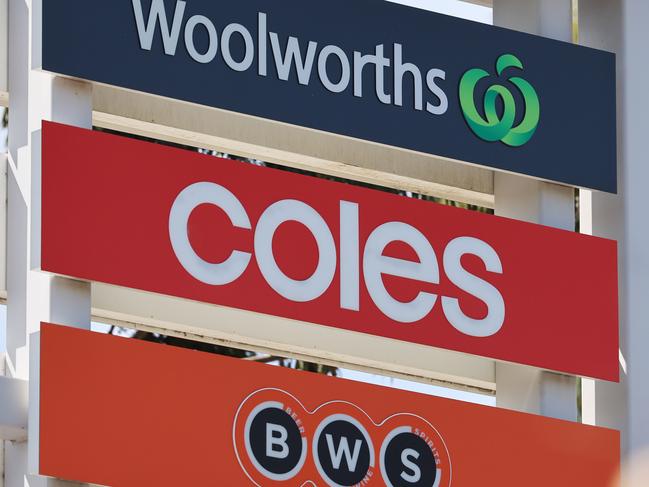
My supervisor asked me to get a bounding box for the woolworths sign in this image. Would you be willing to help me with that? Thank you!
[42,0,617,192]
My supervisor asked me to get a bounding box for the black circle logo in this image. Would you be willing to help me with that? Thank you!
[244,402,306,481]
[313,414,374,486]
[381,427,439,487]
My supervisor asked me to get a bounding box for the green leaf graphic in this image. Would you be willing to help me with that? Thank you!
[459,54,540,147]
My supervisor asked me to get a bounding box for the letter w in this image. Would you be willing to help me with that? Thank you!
[269,34,317,86]
[325,434,362,472]
[132,0,186,55]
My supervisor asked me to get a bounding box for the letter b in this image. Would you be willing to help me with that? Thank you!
[266,423,289,459]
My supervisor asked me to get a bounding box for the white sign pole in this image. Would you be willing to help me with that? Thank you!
[492,0,579,422]
[4,0,91,485]
[580,1,649,484]
[0,0,7,98]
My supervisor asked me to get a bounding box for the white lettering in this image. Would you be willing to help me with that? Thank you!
[221,23,255,72]
[442,237,505,337]
[132,0,186,55]
[353,45,391,104]
[170,183,505,337]
[255,200,337,302]
[325,434,363,472]
[426,68,448,115]
[169,182,251,285]
[266,423,289,459]
[374,45,392,105]
[132,9,453,117]
[363,222,439,323]
[318,45,351,93]
[270,34,318,86]
[258,12,268,76]
[184,15,218,64]
[340,201,360,311]
[400,448,422,483]
[394,43,423,110]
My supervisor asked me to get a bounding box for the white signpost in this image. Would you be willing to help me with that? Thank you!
[578,2,649,483]
[492,0,578,421]
[0,0,6,101]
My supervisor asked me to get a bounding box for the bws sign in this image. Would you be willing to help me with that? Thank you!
[41,122,619,380]
[233,389,451,486]
[41,0,617,192]
[40,324,620,487]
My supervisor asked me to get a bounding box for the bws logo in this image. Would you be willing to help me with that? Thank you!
[233,389,451,486]
[460,54,540,147]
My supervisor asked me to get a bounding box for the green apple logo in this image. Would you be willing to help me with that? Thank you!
[459,54,540,147]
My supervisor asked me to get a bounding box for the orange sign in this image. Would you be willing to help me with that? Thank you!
[40,324,619,486]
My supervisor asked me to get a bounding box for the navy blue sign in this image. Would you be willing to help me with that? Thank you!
[42,0,617,192]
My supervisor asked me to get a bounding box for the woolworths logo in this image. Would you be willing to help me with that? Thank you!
[131,1,541,147]
[459,54,540,147]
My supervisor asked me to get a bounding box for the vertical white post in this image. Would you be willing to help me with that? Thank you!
[0,152,6,294]
[1,354,4,487]
[580,0,649,483]
[492,0,578,422]
[0,0,7,95]
[1,20,8,487]
[5,0,91,485]
[577,0,624,432]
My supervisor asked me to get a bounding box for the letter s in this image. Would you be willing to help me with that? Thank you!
[400,448,422,483]
[442,237,505,337]
[426,68,448,115]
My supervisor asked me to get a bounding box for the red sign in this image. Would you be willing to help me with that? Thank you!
[41,122,619,380]
[40,324,620,487]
